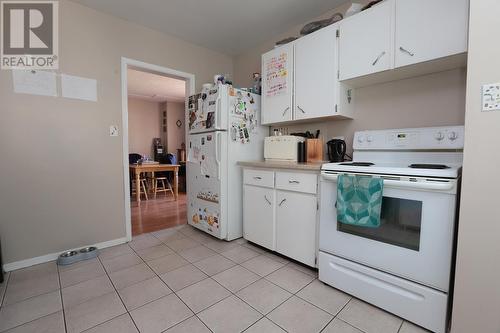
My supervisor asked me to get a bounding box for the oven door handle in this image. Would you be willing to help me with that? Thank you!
[321,173,455,191]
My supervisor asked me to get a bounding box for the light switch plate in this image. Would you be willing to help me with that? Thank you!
[109,125,119,136]
[482,83,500,111]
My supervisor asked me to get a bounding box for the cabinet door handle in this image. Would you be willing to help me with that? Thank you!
[288,180,300,184]
[399,46,415,57]
[372,51,386,66]
[278,198,287,207]
[282,107,290,117]
[253,176,262,180]
[297,105,306,114]
[264,195,272,205]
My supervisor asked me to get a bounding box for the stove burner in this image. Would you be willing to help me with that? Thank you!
[408,164,450,169]
[339,162,375,167]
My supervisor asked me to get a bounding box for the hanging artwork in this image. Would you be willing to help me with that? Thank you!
[265,52,288,97]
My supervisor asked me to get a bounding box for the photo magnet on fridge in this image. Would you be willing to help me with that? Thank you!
[206,112,214,128]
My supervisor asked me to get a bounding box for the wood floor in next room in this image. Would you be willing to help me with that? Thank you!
[131,193,187,236]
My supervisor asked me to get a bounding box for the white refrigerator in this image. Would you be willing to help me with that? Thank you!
[187,84,268,240]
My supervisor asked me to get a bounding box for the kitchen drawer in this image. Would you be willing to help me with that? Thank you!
[243,169,274,188]
[276,171,317,194]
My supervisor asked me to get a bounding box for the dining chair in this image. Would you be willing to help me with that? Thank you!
[152,153,175,199]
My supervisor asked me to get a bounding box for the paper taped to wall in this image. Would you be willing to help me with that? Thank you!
[61,74,97,102]
[12,70,57,97]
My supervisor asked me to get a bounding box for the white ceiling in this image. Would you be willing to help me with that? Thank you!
[72,0,349,55]
[127,69,186,103]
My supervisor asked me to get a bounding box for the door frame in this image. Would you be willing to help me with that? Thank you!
[121,57,195,241]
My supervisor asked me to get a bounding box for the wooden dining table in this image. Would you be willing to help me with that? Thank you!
[129,163,180,203]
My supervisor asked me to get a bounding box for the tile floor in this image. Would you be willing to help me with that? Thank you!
[0,225,430,333]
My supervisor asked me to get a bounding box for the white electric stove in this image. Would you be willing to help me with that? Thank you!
[319,126,464,333]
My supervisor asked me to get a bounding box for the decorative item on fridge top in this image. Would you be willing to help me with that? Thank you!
[213,74,232,86]
[229,89,258,144]
[300,13,343,35]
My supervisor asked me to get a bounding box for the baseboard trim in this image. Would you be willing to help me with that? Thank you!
[3,237,128,272]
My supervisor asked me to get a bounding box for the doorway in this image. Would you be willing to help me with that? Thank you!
[121,58,195,240]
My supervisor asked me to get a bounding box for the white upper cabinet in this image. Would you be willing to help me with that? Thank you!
[261,44,294,124]
[294,25,337,120]
[395,0,469,68]
[261,25,354,125]
[339,0,393,81]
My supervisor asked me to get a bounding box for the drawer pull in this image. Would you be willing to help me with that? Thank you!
[278,198,287,207]
[288,180,300,184]
[297,106,306,114]
[253,176,262,180]
[264,195,272,205]
[282,107,290,117]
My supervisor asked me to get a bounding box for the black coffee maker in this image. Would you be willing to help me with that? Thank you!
[326,139,346,162]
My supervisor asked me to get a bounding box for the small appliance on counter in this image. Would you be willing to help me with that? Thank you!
[264,135,305,162]
[326,139,346,162]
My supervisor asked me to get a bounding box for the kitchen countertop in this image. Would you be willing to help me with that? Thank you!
[237,160,326,171]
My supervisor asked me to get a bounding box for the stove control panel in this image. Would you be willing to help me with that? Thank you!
[354,126,465,150]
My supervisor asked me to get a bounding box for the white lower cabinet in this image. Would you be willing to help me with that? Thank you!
[276,190,317,267]
[243,168,319,267]
[243,185,275,250]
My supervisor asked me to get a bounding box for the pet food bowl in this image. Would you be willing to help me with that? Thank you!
[79,247,99,260]
[57,247,99,266]
[61,251,78,257]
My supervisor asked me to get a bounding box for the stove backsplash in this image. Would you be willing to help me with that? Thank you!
[271,68,466,161]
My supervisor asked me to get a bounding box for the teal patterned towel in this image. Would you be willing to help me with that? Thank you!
[336,174,383,228]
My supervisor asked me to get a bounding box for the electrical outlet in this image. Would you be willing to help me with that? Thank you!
[109,125,119,137]
[482,83,500,111]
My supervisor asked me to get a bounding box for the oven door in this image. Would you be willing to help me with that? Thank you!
[319,172,458,292]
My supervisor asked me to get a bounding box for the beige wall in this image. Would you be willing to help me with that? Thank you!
[166,102,186,154]
[127,98,160,157]
[0,0,233,265]
[451,1,500,332]
[233,1,466,158]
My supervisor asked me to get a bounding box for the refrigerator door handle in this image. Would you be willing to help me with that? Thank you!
[216,132,222,179]
[216,98,221,129]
